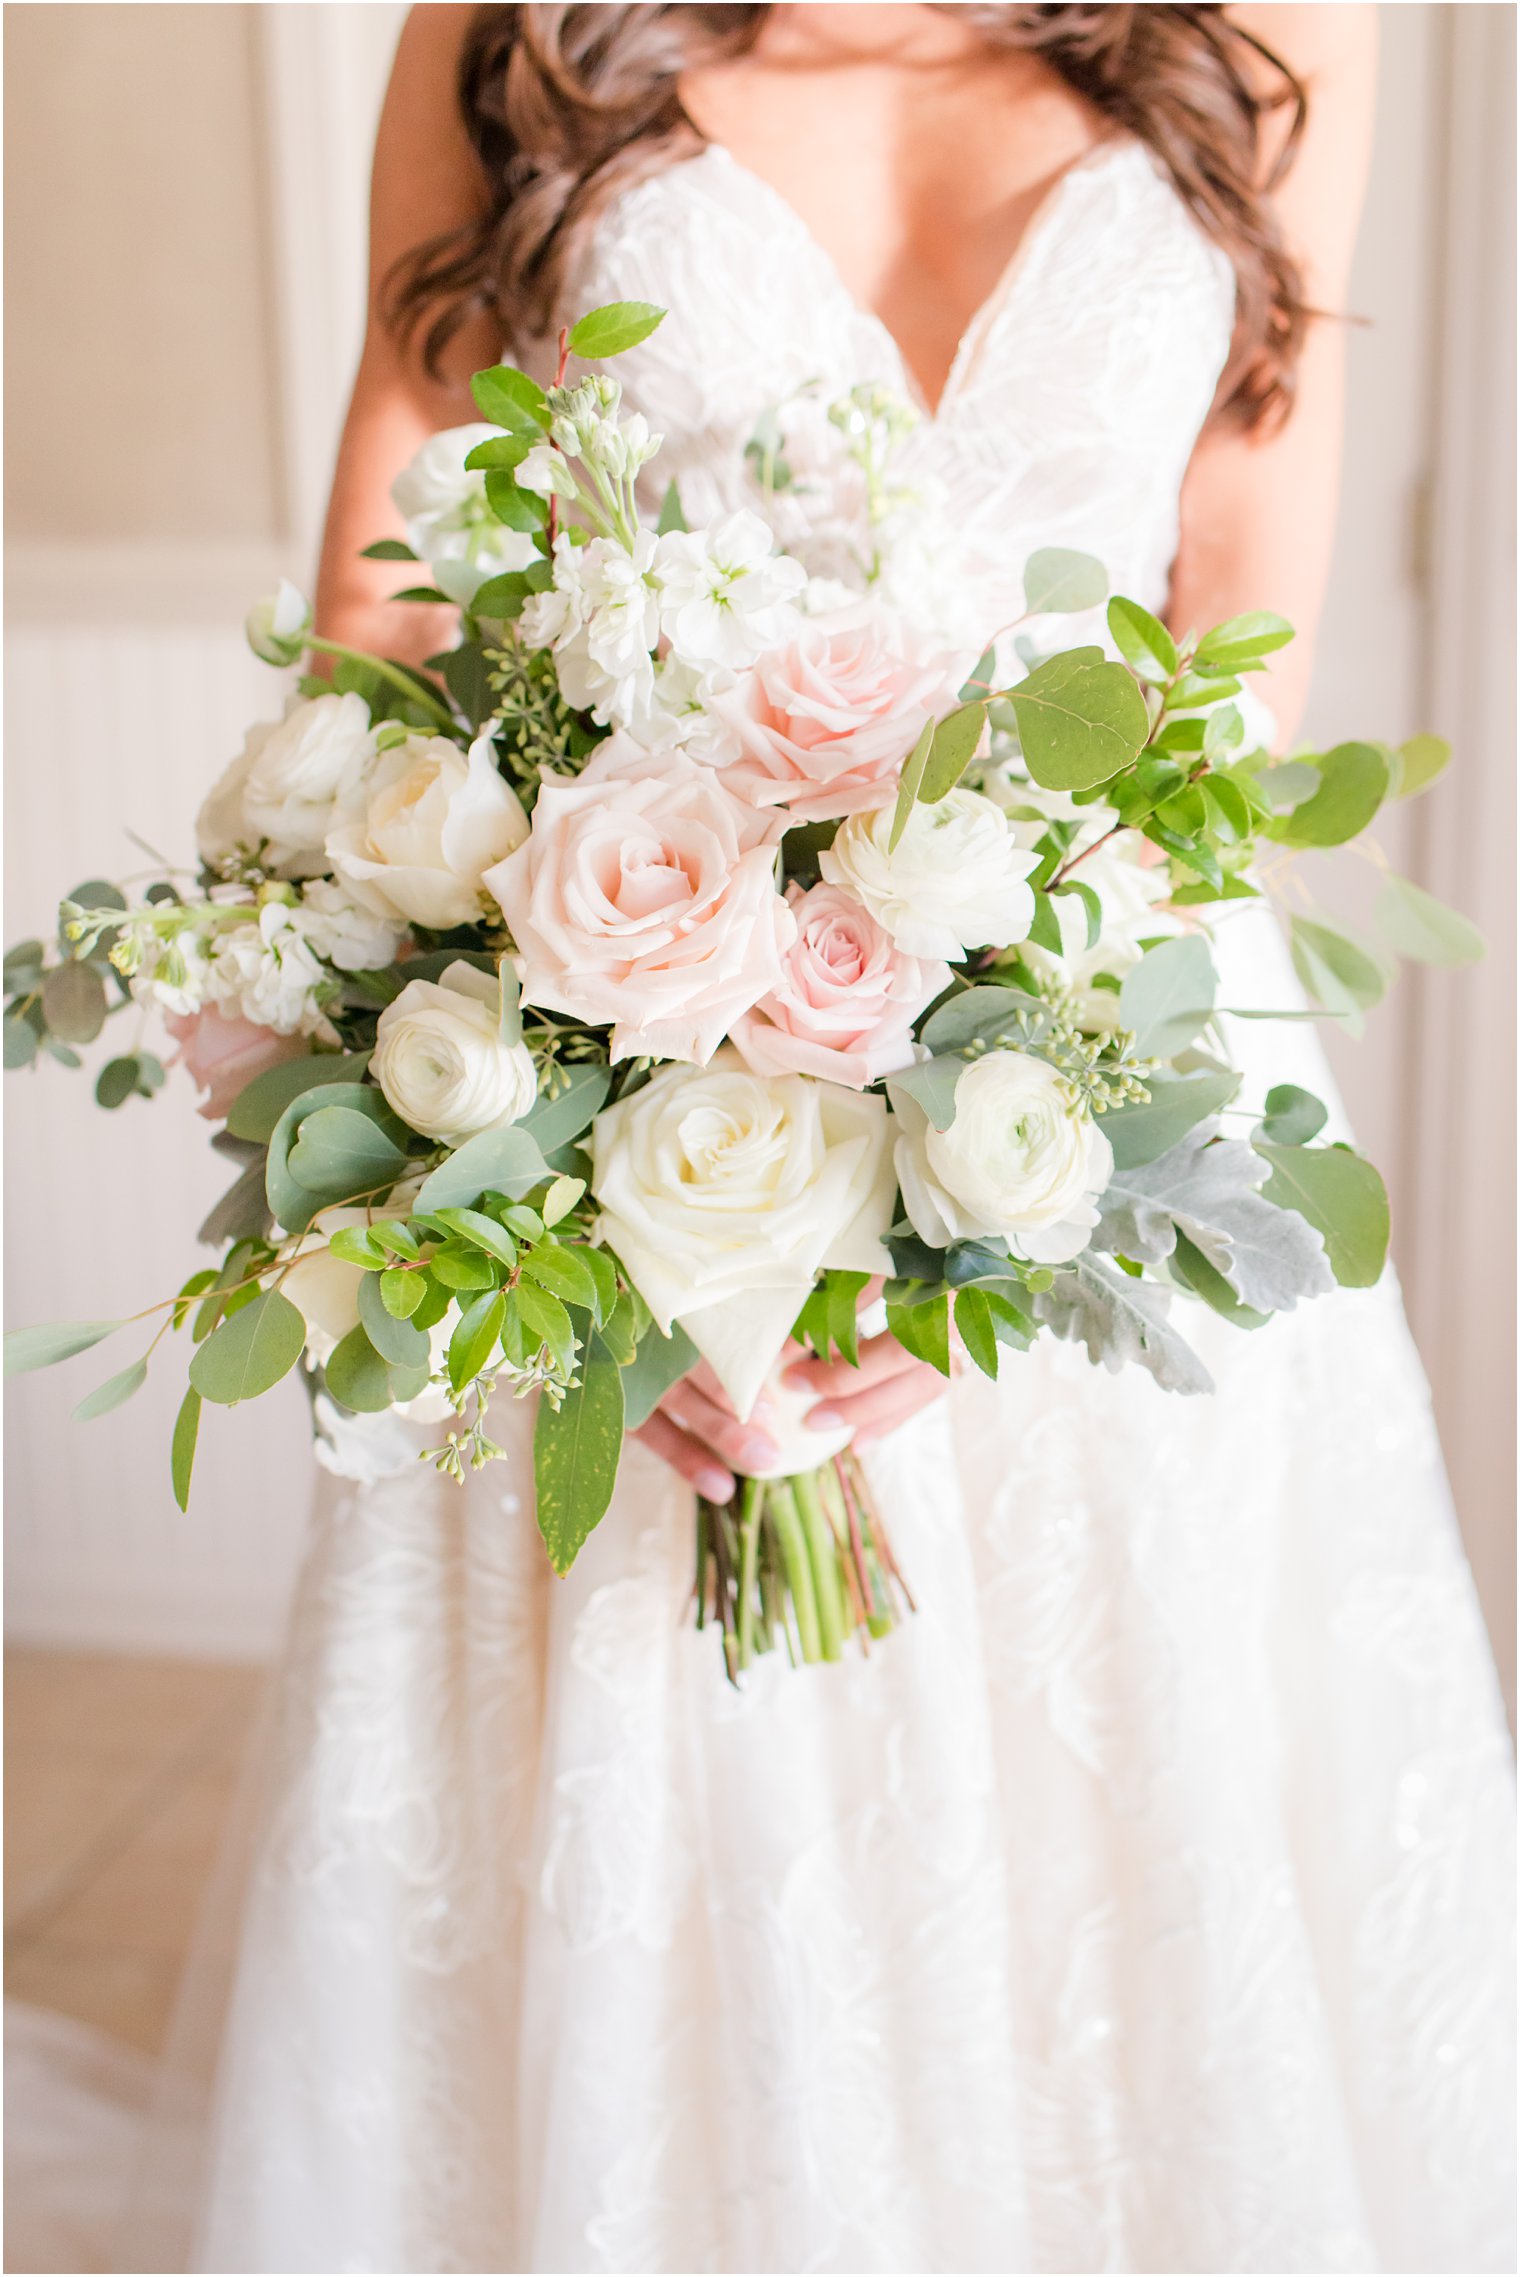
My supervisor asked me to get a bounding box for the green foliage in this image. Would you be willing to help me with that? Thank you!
[1191,612,1294,673]
[1107,596,1177,683]
[793,1270,872,1367]
[567,301,666,359]
[413,1125,548,1212]
[1288,917,1387,1033]
[94,1052,165,1110]
[1389,733,1451,799]
[520,1065,611,1153]
[72,1356,149,1422]
[1257,1084,1329,1145]
[267,1084,411,1232]
[1267,742,1389,849]
[170,1387,201,1511]
[534,1329,626,1573]
[1374,875,1484,967]
[1253,1141,1390,1288]
[5,1319,121,1375]
[885,1288,952,1375]
[887,718,935,853]
[1022,547,1108,616]
[1099,1068,1239,1171]
[917,702,988,804]
[189,1289,306,1405]
[1007,648,1149,791]
[226,1053,369,1142]
[471,364,551,433]
[1118,935,1217,1058]
[619,1320,698,1430]
[42,960,107,1044]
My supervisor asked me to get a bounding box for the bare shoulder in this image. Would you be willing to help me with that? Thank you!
[1226,4,1376,87]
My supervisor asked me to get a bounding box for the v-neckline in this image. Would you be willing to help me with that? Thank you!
[692,136,1132,421]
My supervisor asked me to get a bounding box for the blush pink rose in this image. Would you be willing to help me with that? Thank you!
[163,1007,309,1121]
[707,603,959,822]
[730,882,951,1089]
[484,751,795,1065]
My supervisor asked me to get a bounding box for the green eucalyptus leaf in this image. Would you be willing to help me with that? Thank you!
[286,1106,407,1206]
[1053,880,1103,951]
[918,702,987,803]
[887,718,935,853]
[1391,733,1451,800]
[226,1052,364,1143]
[890,1055,965,1133]
[324,1324,393,1413]
[533,1328,626,1573]
[1374,875,1484,967]
[1007,649,1149,791]
[521,1065,611,1154]
[73,1356,149,1422]
[41,961,107,1044]
[1119,935,1217,1058]
[189,1289,306,1405]
[5,1318,121,1375]
[1100,1068,1240,1171]
[413,1126,549,1213]
[95,1055,143,1110]
[618,1320,698,1431]
[567,301,666,359]
[171,1386,201,1511]
[1022,547,1108,616]
[1253,1141,1390,1288]
[4,1015,39,1069]
[1268,742,1389,849]
[1257,1084,1329,1145]
[1289,917,1387,1032]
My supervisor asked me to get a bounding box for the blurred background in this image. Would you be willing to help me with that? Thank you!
[3,5,1515,2069]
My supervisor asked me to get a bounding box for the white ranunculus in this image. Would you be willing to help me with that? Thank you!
[819,787,1039,961]
[290,878,406,975]
[390,423,539,576]
[203,902,334,1038]
[653,510,807,671]
[891,1051,1113,1264]
[372,960,538,1146]
[590,1050,896,1418]
[326,730,528,933]
[198,693,378,876]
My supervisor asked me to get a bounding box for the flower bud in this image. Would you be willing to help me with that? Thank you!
[246,580,312,667]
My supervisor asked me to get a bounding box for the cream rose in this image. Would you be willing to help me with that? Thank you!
[590,1050,896,1417]
[707,604,958,821]
[197,693,377,875]
[819,787,1038,961]
[326,730,528,933]
[891,1050,1113,1263]
[731,882,949,1090]
[372,961,538,1146]
[485,750,793,1065]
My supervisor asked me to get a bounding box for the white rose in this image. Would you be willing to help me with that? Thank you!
[819,787,1039,961]
[389,423,539,576]
[890,1051,1112,1263]
[653,510,807,671]
[590,1050,896,1419]
[326,729,528,933]
[198,693,378,876]
[372,960,538,1146]
[204,902,333,1038]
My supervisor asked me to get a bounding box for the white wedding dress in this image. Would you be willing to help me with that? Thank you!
[140,141,1515,2275]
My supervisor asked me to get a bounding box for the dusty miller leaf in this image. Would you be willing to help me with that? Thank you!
[1093,1124,1334,1313]
[1032,1255,1213,1395]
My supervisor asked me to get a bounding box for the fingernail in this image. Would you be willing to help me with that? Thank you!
[807,1406,844,1431]
[781,1365,812,1389]
[738,1431,778,1469]
[698,1466,734,1502]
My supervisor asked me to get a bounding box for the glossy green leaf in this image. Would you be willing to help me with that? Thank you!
[1107,596,1177,683]
[1193,611,1294,672]
[380,1266,428,1319]
[953,1287,1001,1380]
[361,538,419,561]
[567,300,666,358]
[470,363,551,431]
[448,1290,507,1393]
[534,1329,626,1573]
[519,1243,601,1310]
[618,1321,698,1431]
[516,1281,577,1377]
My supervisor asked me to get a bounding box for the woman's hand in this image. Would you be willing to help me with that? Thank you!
[633,1335,955,1501]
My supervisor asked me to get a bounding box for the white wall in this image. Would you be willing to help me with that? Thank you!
[4,6,1513,1696]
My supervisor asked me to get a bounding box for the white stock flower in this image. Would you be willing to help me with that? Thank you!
[372,961,538,1147]
[590,1051,896,1418]
[654,510,806,671]
[520,530,661,726]
[130,932,213,1019]
[891,1051,1113,1264]
[204,903,333,1037]
[389,423,538,574]
[326,730,528,933]
[197,693,378,875]
[292,878,406,974]
[515,443,579,501]
[820,788,1038,961]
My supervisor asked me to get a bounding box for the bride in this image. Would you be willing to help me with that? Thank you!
[160,6,1514,2270]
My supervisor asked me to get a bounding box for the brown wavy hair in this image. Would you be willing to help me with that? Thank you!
[389,4,1309,431]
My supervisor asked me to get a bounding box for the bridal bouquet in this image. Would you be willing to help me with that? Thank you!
[5,299,1478,1678]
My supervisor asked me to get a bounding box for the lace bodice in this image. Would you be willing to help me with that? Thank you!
[539,138,1235,646]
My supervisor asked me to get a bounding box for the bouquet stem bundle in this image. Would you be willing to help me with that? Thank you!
[696,1452,912,1681]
